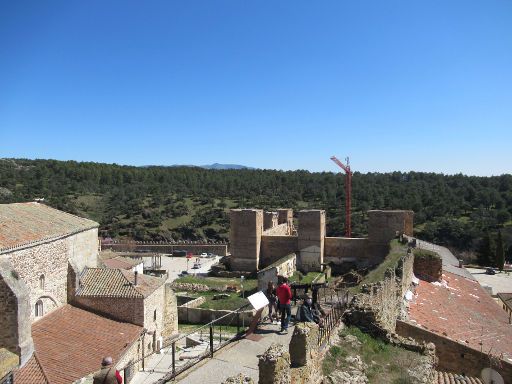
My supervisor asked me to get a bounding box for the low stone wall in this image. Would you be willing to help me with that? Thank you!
[178,296,206,309]
[260,236,298,268]
[177,305,256,325]
[105,243,228,256]
[324,237,390,269]
[344,251,414,336]
[396,320,512,384]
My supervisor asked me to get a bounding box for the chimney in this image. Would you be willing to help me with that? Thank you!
[458,259,463,268]
[134,271,138,286]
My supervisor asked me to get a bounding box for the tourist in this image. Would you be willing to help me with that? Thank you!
[276,276,292,333]
[93,356,123,384]
[266,281,279,324]
[297,293,322,325]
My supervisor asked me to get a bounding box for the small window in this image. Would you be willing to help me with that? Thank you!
[39,274,45,290]
[35,300,44,317]
[154,309,157,321]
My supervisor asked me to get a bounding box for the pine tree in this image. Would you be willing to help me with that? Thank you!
[477,232,495,267]
[495,230,505,271]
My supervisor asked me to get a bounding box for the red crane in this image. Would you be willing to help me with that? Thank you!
[330,156,352,237]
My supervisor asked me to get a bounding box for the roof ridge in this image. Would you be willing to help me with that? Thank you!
[33,352,51,384]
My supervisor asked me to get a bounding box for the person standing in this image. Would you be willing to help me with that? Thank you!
[266,281,279,324]
[276,276,292,333]
[93,356,123,384]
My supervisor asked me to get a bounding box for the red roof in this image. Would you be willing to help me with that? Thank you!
[16,305,142,384]
[103,256,141,270]
[408,271,512,363]
[14,353,50,384]
[0,203,98,253]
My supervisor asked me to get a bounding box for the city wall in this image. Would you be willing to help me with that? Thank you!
[105,243,228,257]
[260,236,298,268]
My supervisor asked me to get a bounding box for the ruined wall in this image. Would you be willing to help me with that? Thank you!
[297,210,325,273]
[260,236,298,268]
[277,209,293,226]
[258,343,291,384]
[257,254,296,291]
[368,210,414,244]
[413,250,442,282]
[229,209,263,272]
[0,262,33,367]
[264,212,279,230]
[262,223,289,237]
[72,296,145,326]
[396,320,512,384]
[345,251,414,335]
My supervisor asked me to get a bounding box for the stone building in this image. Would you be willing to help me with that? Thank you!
[72,268,178,352]
[229,208,413,273]
[0,202,99,366]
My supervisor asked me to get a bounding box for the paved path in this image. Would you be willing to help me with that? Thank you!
[466,267,512,295]
[177,321,295,384]
[129,320,294,384]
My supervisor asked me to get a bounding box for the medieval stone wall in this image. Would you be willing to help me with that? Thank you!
[396,320,512,384]
[297,210,325,273]
[106,243,228,256]
[368,210,414,244]
[262,223,289,237]
[259,236,298,268]
[229,209,263,272]
[345,252,414,335]
[264,212,279,230]
[413,250,442,282]
[143,284,166,351]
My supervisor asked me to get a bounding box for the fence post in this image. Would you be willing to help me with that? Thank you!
[210,326,214,358]
[172,341,176,377]
[237,311,240,335]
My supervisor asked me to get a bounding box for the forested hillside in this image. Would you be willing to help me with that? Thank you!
[1,158,511,262]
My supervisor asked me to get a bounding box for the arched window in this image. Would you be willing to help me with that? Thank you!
[35,300,44,317]
[39,274,45,290]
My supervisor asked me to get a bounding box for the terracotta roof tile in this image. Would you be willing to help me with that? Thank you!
[408,271,512,363]
[14,353,50,384]
[76,268,164,298]
[434,371,483,383]
[16,305,142,384]
[103,256,141,270]
[0,203,99,253]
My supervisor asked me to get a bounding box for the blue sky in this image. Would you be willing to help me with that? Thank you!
[0,1,511,175]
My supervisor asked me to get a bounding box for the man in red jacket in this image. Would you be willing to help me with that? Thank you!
[276,276,292,333]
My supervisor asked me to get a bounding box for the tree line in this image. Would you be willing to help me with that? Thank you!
[1,158,511,264]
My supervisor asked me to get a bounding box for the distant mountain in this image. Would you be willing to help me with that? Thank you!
[200,163,254,170]
[141,163,254,170]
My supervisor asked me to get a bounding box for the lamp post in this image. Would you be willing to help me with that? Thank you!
[241,275,245,299]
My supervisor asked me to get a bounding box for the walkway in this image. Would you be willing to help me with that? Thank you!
[130,320,295,384]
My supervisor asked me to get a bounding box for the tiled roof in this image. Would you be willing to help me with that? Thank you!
[434,371,483,384]
[408,271,512,363]
[0,202,99,253]
[76,268,164,298]
[14,353,49,384]
[16,305,142,384]
[103,256,141,270]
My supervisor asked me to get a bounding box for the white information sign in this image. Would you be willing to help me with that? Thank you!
[247,291,269,311]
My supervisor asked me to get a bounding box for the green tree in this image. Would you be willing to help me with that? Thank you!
[477,232,495,267]
[495,231,505,271]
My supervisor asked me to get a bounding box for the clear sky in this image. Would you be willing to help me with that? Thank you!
[0,1,511,175]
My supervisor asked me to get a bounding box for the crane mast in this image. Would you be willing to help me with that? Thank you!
[330,155,352,237]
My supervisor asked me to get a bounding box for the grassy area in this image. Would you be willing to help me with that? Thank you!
[323,326,428,383]
[355,240,407,289]
[289,271,324,284]
[174,275,258,311]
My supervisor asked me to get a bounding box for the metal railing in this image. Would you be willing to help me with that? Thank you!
[120,304,251,383]
[317,299,346,348]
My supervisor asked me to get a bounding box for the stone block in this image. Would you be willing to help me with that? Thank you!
[289,322,319,367]
[258,343,291,384]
